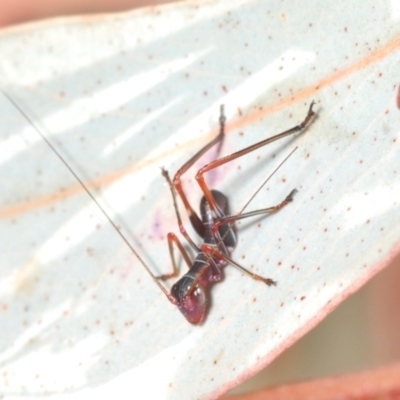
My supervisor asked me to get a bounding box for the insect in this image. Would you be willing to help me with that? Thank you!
[154,102,316,323]
[3,90,315,324]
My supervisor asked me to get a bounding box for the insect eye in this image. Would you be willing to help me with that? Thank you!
[191,286,206,306]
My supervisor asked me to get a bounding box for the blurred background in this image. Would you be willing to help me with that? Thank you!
[2,1,399,396]
[0,0,170,27]
[228,252,400,394]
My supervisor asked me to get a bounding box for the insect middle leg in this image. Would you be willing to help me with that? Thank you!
[161,167,228,283]
[161,167,200,252]
[160,167,207,281]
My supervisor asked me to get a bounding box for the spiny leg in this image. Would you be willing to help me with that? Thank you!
[172,105,227,236]
[211,189,298,237]
[202,244,276,286]
[157,232,193,280]
[196,102,315,216]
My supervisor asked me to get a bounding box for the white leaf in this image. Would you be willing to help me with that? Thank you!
[0,0,399,398]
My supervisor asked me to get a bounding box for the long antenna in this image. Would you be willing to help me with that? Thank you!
[239,146,298,215]
[1,89,173,299]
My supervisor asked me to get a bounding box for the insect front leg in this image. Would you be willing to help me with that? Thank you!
[157,232,193,280]
[161,167,200,251]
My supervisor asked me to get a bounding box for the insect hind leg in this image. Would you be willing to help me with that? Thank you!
[196,102,316,216]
